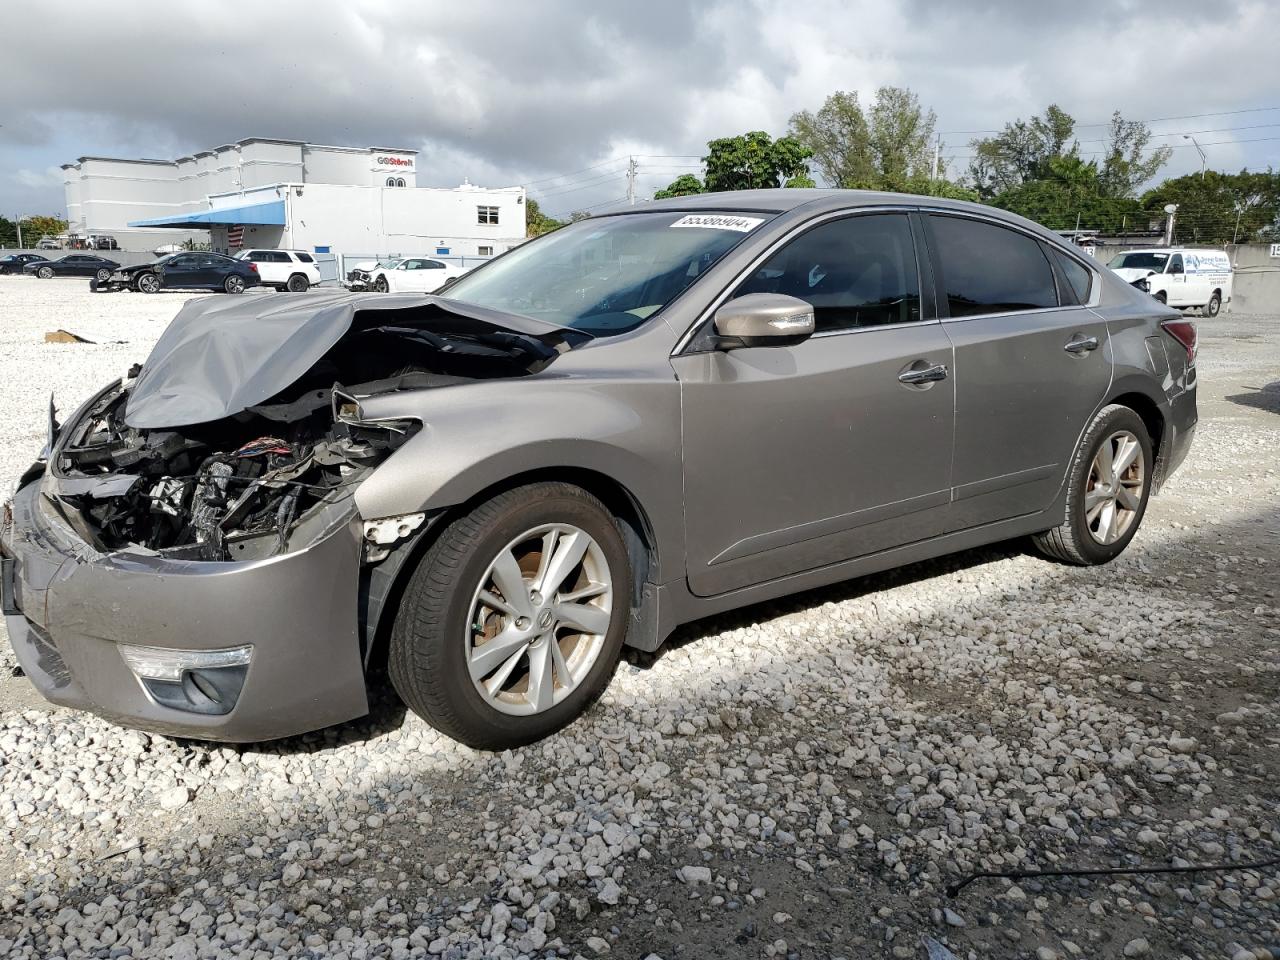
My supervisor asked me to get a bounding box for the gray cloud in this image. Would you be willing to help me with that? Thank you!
[2,0,1278,217]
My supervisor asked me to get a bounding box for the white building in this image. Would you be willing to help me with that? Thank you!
[62,138,526,260]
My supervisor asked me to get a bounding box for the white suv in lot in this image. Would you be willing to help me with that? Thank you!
[236,249,323,292]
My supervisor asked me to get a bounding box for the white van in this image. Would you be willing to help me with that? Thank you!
[1107,247,1232,317]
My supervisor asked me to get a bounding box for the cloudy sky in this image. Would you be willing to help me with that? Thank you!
[4,0,1279,219]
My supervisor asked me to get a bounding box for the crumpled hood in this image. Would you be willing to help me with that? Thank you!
[1111,267,1156,283]
[124,291,572,429]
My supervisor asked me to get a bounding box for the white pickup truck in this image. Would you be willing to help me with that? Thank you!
[236,249,323,292]
[1108,247,1232,317]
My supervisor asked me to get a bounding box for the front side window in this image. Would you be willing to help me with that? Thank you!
[1167,254,1184,274]
[477,205,499,225]
[929,215,1057,317]
[734,213,921,332]
[445,210,764,336]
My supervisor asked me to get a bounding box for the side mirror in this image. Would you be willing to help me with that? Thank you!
[713,293,815,350]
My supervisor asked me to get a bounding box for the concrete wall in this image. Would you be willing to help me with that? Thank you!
[0,248,162,268]
[1087,242,1279,314]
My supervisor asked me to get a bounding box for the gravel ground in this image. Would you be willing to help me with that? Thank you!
[0,275,1277,960]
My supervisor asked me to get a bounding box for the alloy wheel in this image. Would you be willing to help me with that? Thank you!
[465,523,613,716]
[138,273,160,294]
[225,276,245,294]
[1085,429,1145,544]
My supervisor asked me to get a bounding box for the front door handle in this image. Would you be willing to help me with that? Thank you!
[898,362,949,385]
[1064,334,1099,355]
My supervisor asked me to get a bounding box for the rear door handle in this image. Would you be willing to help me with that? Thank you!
[1064,334,1099,355]
[898,362,949,385]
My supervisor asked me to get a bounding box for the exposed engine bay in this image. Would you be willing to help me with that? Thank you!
[45,301,573,561]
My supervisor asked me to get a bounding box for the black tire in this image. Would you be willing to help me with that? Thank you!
[224,275,245,294]
[38,266,53,279]
[1032,404,1154,565]
[389,482,632,749]
[1203,291,1221,317]
[373,275,389,293]
[95,268,112,282]
[137,273,161,294]
[286,273,309,292]
[1153,291,1167,305]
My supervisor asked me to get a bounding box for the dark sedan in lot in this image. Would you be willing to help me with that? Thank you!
[93,252,261,295]
[0,189,1196,749]
[0,253,48,275]
[24,254,120,281]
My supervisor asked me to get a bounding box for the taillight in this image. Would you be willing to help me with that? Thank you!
[247,262,258,272]
[1161,319,1197,363]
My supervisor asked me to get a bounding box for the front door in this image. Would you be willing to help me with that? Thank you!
[163,254,201,288]
[921,213,1114,530]
[676,211,955,597]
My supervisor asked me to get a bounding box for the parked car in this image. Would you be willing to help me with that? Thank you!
[92,252,261,294]
[235,249,322,292]
[0,253,47,275]
[1108,247,1232,317]
[366,256,467,293]
[23,253,119,280]
[88,234,120,251]
[344,258,402,291]
[0,190,1196,749]
[35,237,61,250]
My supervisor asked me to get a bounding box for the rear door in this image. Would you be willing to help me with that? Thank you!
[676,210,955,597]
[922,213,1113,530]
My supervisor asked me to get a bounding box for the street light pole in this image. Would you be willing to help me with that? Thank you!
[1183,135,1206,180]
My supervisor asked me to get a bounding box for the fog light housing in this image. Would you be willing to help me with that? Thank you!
[119,643,252,716]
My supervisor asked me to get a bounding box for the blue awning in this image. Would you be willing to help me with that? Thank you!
[128,199,286,229]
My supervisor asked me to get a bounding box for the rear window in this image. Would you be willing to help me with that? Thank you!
[929,215,1058,317]
[295,253,315,263]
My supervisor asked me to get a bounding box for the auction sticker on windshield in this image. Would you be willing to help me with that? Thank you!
[670,214,765,232]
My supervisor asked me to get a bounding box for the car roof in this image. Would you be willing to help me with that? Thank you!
[601,188,1073,244]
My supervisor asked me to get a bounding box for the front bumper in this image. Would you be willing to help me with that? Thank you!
[1,478,370,742]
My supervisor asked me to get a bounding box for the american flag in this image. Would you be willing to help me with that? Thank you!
[227,225,244,248]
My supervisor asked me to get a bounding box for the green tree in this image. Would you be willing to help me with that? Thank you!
[1141,169,1280,243]
[702,131,812,192]
[991,155,1143,231]
[0,215,17,247]
[968,104,1077,199]
[653,174,705,199]
[525,197,565,237]
[1099,111,1173,197]
[20,214,68,242]
[789,86,939,191]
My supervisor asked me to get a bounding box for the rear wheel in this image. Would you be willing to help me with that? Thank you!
[389,482,631,749]
[1032,404,1153,565]
[286,273,309,292]
[223,275,245,294]
[38,266,53,279]
[137,273,161,294]
[1203,291,1221,317]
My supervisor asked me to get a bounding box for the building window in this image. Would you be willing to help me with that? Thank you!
[386,177,396,187]
[395,177,406,187]
[477,205,499,225]
[478,245,494,257]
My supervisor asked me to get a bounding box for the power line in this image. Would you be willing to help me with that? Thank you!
[938,104,1280,136]
[521,156,627,187]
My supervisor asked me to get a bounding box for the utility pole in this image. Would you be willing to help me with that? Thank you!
[626,156,638,205]
[932,136,941,181]
[1183,135,1206,180]
[16,216,22,249]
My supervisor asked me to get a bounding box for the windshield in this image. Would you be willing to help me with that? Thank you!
[442,211,768,336]
[1108,252,1169,271]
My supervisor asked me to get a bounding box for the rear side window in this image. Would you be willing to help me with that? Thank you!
[1049,248,1093,305]
[295,253,315,263]
[929,215,1057,317]
[735,212,921,332]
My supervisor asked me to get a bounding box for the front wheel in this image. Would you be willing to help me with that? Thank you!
[38,266,53,279]
[1153,291,1167,305]
[224,275,245,294]
[1032,404,1153,565]
[1203,291,1221,317]
[137,273,161,294]
[373,275,389,293]
[389,482,631,749]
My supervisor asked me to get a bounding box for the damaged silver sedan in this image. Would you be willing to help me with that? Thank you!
[1,190,1195,748]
